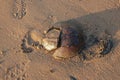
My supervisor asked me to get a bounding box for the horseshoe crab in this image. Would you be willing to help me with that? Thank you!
[21,22,85,59]
[51,26,85,59]
[21,22,113,60]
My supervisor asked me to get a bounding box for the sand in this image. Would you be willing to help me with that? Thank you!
[0,0,120,80]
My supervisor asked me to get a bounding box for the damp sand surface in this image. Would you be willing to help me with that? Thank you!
[0,0,120,80]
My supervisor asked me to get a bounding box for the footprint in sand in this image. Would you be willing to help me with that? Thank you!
[4,63,29,80]
[12,0,27,19]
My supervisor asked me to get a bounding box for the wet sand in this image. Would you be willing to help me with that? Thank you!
[0,0,120,80]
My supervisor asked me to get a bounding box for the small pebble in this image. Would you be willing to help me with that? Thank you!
[50,68,56,73]
[0,50,2,54]
[70,75,77,80]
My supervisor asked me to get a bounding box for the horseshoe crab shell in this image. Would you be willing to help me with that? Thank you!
[42,28,61,51]
[52,26,85,59]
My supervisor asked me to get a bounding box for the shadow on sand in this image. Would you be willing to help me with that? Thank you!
[57,8,120,61]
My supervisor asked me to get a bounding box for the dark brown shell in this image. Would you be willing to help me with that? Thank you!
[53,27,85,59]
[61,27,84,49]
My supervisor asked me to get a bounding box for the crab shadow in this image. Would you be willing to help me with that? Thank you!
[62,8,120,59]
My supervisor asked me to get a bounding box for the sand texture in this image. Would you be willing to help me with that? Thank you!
[0,0,120,80]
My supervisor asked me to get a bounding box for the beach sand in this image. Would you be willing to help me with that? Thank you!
[0,0,120,80]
